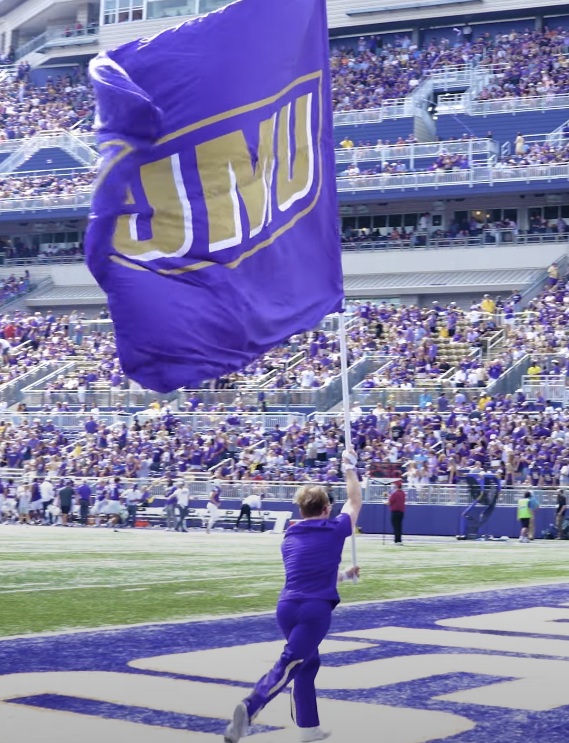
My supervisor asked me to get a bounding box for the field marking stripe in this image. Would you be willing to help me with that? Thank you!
[1,579,568,643]
[0,572,282,595]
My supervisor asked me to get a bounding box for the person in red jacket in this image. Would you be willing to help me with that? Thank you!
[389,480,406,545]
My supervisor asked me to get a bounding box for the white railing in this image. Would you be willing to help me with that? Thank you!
[0,66,17,83]
[1,161,569,218]
[0,136,41,173]
[73,132,98,149]
[333,98,413,126]
[341,230,569,252]
[0,139,27,155]
[5,166,92,178]
[522,375,567,402]
[335,137,498,165]
[7,411,305,431]
[332,64,481,125]
[468,93,569,116]
[16,25,99,60]
[63,130,98,165]
[15,33,47,60]
[0,191,92,213]
[43,24,99,46]
[548,117,569,149]
[337,162,569,192]
[0,130,98,174]
[3,255,85,266]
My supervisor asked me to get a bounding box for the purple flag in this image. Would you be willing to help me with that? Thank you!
[86,0,343,393]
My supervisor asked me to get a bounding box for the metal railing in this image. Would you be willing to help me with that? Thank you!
[0,472,561,508]
[341,230,569,252]
[4,166,93,179]
[351,386,484,409]
[0,139,27,155]
[1,163,569,215]
[0,191,91,213]
[179,356,388,411]
[336,162,569,193]
[0,362,65,406]
[333,98,413,126]
[483,354,531,398]
[365,483,561,507]
[332,64,480,125]
[548,117,569,149]
[335,137,498,167]
[20,387,178,410]
[522,376,566,402]
[468,93,569,116]
[14,32,47,60]
[0,130,97,175]
[2,255,85,266]
[6,411,306,430]
[16,24,99,60]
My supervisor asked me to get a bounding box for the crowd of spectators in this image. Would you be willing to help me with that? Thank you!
[0,171,95,201]
[339,139,569,183]
[3,392,569,523]
[0,239,84,262]
[331,27,569,113]
[0,273,31,305]
[478,27,569,101]
[0,67,94,139]
[0,272,567,495]
[331,31,487,112]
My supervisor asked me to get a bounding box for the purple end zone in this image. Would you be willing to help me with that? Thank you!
[1,583,569,741]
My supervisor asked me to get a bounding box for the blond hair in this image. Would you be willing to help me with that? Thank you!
[295,486,330,518]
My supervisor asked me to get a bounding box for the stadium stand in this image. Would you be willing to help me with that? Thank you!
[0,1,569,529]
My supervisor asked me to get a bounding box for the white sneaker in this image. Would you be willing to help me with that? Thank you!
[224,701,249,743]
[300,727,332,742]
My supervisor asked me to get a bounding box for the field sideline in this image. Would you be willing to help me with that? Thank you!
[0,527,568,637]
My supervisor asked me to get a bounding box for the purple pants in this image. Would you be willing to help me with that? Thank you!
[245,599,333,729]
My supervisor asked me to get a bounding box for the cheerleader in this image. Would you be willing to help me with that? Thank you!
[206,485,221,533]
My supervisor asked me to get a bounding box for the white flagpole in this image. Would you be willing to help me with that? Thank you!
[338,310,358,584]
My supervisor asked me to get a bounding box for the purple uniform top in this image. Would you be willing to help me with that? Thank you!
[280,512,352,606]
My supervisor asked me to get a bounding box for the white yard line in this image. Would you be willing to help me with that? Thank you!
[0,572,283,595]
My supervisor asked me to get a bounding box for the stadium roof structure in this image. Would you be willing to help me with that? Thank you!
[344,268,543,297]
[0,0,24,17]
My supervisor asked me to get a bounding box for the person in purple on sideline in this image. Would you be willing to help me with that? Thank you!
[76,478,92,526]
[224,448,362,743]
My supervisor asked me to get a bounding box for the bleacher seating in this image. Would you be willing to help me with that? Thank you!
[436,111,569,146]
[17,148,86,173]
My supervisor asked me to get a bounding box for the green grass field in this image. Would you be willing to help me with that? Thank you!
[0,527,568,637]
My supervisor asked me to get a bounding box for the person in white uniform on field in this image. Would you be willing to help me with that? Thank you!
[206,485,221,533]
[234,492,265,531]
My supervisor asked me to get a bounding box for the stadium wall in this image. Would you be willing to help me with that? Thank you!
[326,0,568,30]
[98,16,194,49]
[178,499,558,538]
[50,263,95,286]
[341,242,566,276]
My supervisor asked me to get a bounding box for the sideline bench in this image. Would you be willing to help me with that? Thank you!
[136,507,292,533]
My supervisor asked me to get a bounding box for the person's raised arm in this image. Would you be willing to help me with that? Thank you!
[341,447,362,528]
